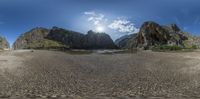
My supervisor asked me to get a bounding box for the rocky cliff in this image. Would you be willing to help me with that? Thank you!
[135,21,189,49]
[0,36,9,50]
[13,27,50,49]
[13,27,117,50]
[83,30,117,49]
[116,21,193,49]
[115,34,137,49]
[47,27,85,49]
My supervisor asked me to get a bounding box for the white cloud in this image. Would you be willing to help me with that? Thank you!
[84,11,139,34]
[84,11,107,25]
[84,11,96,15]
[108,18,139,33]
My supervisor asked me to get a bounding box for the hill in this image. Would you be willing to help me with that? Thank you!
[0,36,9,50]
[13,27,117,50]
[115,21,200,50]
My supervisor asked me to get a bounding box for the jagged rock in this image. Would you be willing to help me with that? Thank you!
[47,27,85,49]
[83,30,117,49]
[163,24,180,33]
[136,21,171,49]
[0,36,9,50]
[13,27,117,50]
[13,27,50,50]
[115,34,137,49]
[116,21,190,49]
[183,34,200,48]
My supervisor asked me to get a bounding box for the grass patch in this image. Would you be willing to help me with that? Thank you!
[153,45,182,51]
[152,45,197,52]
[24,39,69,50]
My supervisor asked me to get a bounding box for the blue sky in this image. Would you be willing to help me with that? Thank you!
[0,0,200,45]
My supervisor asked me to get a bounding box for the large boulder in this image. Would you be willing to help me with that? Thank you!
[0,36,9,50]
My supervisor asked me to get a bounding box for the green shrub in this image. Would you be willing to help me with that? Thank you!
[192,45,197,49]
[24,39,69,50]
[152,45,182,51]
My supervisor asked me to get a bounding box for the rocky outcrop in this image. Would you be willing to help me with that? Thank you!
[0,36,9,50]
[115,34,137,49]
[47,28,117,49]
[47,27,85,49]
[13,27,117,50]
[13,27,50,50]
[135,22,171,49]
[183,34,200,48]
[83,30,117,49]
[135,22,190,49]
[116,21,190,49]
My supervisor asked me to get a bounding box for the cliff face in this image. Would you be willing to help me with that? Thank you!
[47,27,85,49]
[115,34,137,49]
[83,30,117,49]
[115,21,190,49]
[135,22,171,49]
[13,27,117,50]
[0,36,9,50]
[13,27,50,50]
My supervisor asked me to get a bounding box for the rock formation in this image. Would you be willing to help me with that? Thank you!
[83,30,117,49]
[116,21,191,49]
[47,27,85,49]
[13,27,117,50]
[13,27,50,49]
[115,34,137,49]
[0,36,9,50]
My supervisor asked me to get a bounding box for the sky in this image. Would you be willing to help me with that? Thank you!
[0,0,200,46]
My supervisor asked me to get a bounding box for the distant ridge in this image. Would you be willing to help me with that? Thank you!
[13,27,117,50]
[115,21,200,50]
